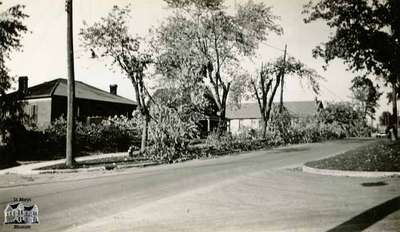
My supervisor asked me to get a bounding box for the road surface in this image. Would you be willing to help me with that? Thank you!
[0,139,399,231]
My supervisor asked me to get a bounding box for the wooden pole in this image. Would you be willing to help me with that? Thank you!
[279,44,287,113]
[66,0,76,167]
[392,81,398,140]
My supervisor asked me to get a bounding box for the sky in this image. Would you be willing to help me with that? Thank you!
[1,0,392,120]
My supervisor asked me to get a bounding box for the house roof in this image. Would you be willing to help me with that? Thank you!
[9,78,136,105]
[226,101,319,119]
[7,203,19,210]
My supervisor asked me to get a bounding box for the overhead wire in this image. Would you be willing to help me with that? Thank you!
[261,42,346,102]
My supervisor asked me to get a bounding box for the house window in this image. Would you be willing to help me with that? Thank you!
[29,104,38,124]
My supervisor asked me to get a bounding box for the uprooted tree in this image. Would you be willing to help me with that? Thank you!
[249,56,322,138]
[80,5,152,153]
[153,0,282,132]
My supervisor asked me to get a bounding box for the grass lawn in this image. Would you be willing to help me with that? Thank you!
[305,139,400,172]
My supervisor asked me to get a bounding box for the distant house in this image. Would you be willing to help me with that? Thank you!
[6,76,137,128]
[226,101,322,134]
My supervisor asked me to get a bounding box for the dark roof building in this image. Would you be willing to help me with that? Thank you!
[11,78,134,105]
[7,77,136,127]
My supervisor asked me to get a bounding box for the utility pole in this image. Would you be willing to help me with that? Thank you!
[279,44,287,113]
[392,81,398,140]
[65,0,76,167]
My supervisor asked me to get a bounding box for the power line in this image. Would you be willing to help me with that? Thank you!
[319,82,345,101]
[261,42,286,52]
[260,42,347,102]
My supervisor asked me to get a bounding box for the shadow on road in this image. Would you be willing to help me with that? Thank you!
[274,147,310,153]
[327,196,400,232]
[361,181,388,187]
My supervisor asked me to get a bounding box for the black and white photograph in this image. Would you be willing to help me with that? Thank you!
[0,0,399,231]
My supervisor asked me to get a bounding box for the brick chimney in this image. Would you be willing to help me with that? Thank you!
[109,84,117,95]
[18,76,28,94]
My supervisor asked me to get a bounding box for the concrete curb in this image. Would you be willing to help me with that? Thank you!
[37,166,106,174]
[302,165,400,178]
[0,152,130,175]
[36,162,160,174]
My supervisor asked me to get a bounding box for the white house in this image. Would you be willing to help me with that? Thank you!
[226,101,321,134]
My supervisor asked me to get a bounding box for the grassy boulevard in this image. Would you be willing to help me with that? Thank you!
[306,138,400,172]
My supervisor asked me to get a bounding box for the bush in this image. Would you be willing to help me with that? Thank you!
[317,102,372,137]
[288,118,345,144]
[205,130,269,154]
[77,116,139,152]
[5,115,141,161]
[0,119,21,165]
[265,102,371,145]
[145,105,199,163]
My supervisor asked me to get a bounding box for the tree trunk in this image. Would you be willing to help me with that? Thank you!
[65,0,75,168]
[217,85,230,134]
[279,44,287,113]
[279,74,284,113]
[217,108,227,135]
[261,115,267,139]
[140,113,150,154]
[392,82,398,140]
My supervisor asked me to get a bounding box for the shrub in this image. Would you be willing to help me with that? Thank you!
[205,130,269,154]
[265,102,371,145]
[8,115,142,161]
[317,102,372,137]
[145,105,199,163]
[292,119,345,143]
[0,119,21,165]
[77,115,139,152]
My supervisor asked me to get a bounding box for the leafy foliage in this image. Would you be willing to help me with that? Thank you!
[56,116,139,153]
[0,116,140,162]
[317,102,371,137]
[303,0,400,79]
[152,85,218,117]
[145,105,199,163]
[0,2,28,122]
[205,131,269,154]
[248,56,323,138]
[80,5,152,152]
[153,0,282,128]
[303,0,400,137]
[350,76,381,120]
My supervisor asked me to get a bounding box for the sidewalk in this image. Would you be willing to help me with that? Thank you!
[0,152,128,175]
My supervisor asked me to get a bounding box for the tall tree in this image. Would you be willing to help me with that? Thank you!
[249,56,322,138]
[80,5,152,154]
[0,1,28,123]
[303,0,400,139]
[350,76,381,121]
[154,0,282,131]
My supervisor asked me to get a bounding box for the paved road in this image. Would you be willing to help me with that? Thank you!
[0,139,399,231]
